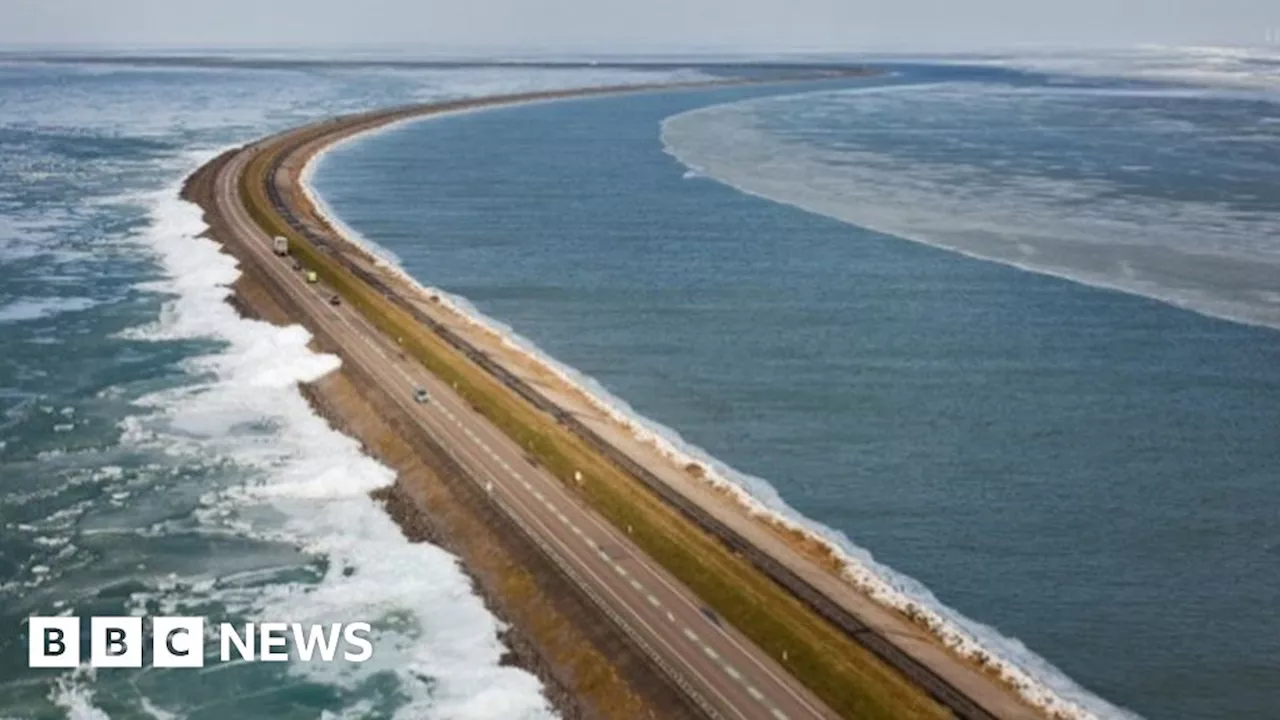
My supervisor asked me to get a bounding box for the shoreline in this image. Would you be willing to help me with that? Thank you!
[296,85,1101,719]
[202,72,1078,720]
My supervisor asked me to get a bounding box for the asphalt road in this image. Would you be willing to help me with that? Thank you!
[216,140,839,720]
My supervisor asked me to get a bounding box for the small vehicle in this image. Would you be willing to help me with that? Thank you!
[329,294,341,306]
[413,388,430,404]
[272,236,288,257]
[292,260,302,271]
[305,270,318,284]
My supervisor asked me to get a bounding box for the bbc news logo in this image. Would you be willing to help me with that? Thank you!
[28,617,373,668]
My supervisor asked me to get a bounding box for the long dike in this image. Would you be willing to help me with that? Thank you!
[229,77,1046,720]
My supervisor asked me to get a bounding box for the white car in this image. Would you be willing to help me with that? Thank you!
[413,388,430,404]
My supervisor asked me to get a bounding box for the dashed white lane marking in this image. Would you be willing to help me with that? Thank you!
[747,686,765,702]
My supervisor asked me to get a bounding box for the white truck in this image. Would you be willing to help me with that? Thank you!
[272,235,289,257]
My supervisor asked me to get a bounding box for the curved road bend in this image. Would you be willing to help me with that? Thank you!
[217,144,839,720]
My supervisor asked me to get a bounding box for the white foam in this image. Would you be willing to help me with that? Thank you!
[51,668,111,720]
[119,165,555,719]
[0,296,98,323]
[969,46,1280,93]
[138,697,179,720]
[298,88,1138,720]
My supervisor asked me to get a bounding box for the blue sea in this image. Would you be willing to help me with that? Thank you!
[310,52,1280,720]
[0,56,707,719]
[2,48,1279,720]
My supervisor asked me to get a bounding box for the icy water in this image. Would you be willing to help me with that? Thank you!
[312,53,1280,720]
[0,56,708,719]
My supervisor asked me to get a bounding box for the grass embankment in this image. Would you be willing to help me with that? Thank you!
[239,128,949,720]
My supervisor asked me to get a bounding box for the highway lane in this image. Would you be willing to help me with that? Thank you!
[216,145,839,720]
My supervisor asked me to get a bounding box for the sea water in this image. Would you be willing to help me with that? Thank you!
[311,53,1280,720]
[0,55,704,719]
